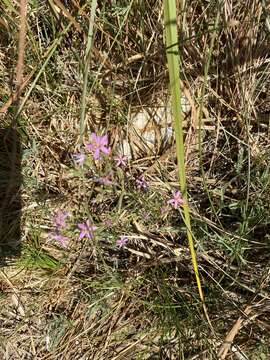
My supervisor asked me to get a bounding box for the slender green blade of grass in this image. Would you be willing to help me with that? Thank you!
[163,0,204,304]
[80,0,98,143]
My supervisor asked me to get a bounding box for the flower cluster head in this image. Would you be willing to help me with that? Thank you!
[136,175,148,190]
[78,219,97,240]
[50,210,70,247]
[86,133,110,160]
[116,235,129,248]
[167,190,184,209]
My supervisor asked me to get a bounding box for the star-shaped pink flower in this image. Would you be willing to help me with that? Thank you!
[50,233,69,247]
[136,175,148,190]
[167,190,184,209]
[53,210,69,230]
[97,174,113,185]
[114,154,128,167]
[78,220,97,240]
[116,235,129,248]
[86,133,110,160]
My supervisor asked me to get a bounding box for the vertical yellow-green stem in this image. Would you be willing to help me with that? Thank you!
[163,0,204,304]
[80,0,98,143]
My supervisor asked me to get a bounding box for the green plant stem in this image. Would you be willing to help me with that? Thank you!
[80,0,98,143]
[163,0,204,304]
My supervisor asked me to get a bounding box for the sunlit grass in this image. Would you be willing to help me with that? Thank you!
[0,0,269,358]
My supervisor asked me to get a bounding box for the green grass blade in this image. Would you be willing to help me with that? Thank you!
[80,0,98,143]
[163,0,205,304]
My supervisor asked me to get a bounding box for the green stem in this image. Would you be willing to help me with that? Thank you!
[80,0,98,144]
[163,0,204,303]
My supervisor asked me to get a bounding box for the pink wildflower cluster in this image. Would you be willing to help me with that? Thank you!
[49,210,98,247]
[73,133,111,167]
[72,133,130,189]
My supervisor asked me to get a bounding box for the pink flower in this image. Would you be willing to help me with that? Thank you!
[73,152,86,167]
[160,206,169,215]
[142,212,150,221]
[167,190,184,209]
[98,174,113,185]
[86,133,110,160]
[116,235,129,248]
[50,233,69,247]
[53,210,69,230]
[78,220,97,240]
[136,175,148,190]
[103,219,113,228]
[114,154,128,167]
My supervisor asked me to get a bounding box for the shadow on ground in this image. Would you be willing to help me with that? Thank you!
[0,126,21,265]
